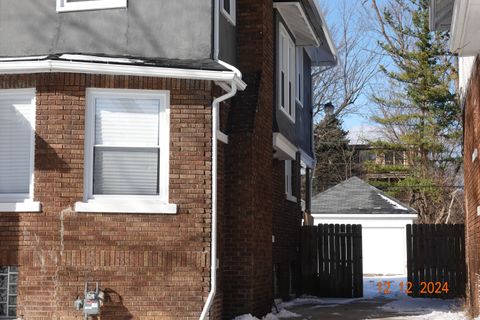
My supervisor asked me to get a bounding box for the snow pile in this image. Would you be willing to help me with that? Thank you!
[380,295,462,314]
[379,194,409,211]
[232,308,301,320]
[279,296,358,309]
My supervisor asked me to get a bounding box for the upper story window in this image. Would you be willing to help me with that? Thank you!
[222,0,236,25]
[285,160,296,202]
[0,89,40,213]
[296,48,304,106]
[75,89,176,214]
[278,23,296,122]
[56,0,127,12]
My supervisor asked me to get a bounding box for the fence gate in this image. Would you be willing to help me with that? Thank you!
[301,224,363,298]
[406,224,466,298]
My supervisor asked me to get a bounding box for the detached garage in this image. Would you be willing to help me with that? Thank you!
[311,177,417,276]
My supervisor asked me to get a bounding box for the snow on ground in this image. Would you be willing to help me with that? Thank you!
[366,276,470,320]
[232,308,301,320]
[233,276,472,320]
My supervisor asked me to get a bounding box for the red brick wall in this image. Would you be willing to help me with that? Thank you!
[0,73,214,320]
[222,0,275,318]
[464,56,480,317]
[272,155,302,300]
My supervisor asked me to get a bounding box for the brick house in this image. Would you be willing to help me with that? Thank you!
[431,0,480,316]
[0,0,336,319]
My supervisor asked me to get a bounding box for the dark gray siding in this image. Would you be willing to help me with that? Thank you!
[273,12,296,144]
[296,50,313,158]
[218,13,236,65]
[0,0,212,59]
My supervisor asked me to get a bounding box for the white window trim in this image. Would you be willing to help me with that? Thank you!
[296,47,304,107]
[56,0,127,12]
[221,0,236,26]
[0,88,40,213]
[278,23,296,123]
[75,88,177,214]
[285,160,297,203]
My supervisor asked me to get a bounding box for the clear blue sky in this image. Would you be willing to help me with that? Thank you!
[321,0,383,131]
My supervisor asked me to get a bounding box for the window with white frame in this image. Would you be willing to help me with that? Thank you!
[222,0,236,25]
[0,266,18,319]
[0,89,37,209]
[56,0,127,12]
[296,47,304,106]
[82,89,171,209]
[285,160,295,201]
[278,23,296,122]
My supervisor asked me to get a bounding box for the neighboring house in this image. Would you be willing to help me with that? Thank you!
[311,177,417,275]
[430,0,480,315]
[350,143,410,183]
[0,1,336,319]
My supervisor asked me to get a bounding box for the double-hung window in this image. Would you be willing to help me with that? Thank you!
[222,0,236,25]
[0,89,39,212]
[56,0,127,12]
[278,23,296,122]
[75,89,176,214]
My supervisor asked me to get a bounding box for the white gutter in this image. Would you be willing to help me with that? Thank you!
[0,59,247,90]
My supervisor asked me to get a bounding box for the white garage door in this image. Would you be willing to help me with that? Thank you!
[362,227,406,275]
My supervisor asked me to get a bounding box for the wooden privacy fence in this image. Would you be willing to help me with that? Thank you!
[406,224,466,298]
[301,224,363,298]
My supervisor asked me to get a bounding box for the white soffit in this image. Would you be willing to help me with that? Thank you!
[273,133,297,160]
[274,2,320,46]
[450,0,480,56]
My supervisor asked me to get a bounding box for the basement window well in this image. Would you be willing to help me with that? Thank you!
[56,0,127,12]
[0,267,18,319]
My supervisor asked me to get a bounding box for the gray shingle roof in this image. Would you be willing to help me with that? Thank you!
[311,177,417,215]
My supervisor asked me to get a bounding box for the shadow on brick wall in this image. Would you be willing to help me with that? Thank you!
[35,134,70,172]
[99,288,133,320]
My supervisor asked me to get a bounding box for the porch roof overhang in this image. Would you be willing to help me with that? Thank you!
[0,54,247,90]
[274,0,337,66]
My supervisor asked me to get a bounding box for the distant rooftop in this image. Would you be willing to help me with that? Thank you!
[312,177,417,215]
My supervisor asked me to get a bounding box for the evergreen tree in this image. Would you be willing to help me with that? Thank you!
[313,114,353,193]
[369,0,463,223]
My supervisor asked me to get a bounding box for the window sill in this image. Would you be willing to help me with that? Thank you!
[286,194,297,203]
[0,201,41,212]
[74,199,178,214]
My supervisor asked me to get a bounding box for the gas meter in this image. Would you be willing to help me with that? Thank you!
[74,282,104,319]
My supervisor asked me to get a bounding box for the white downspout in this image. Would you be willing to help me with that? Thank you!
[200,1,244,318]
[199,81,237,320]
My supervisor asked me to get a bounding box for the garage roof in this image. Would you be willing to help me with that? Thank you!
[311,177,417,215]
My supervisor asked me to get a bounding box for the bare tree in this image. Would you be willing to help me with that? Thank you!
[313,0,380,121]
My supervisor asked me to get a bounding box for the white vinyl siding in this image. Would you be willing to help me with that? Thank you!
[278,23,296,122]
[77,89,175,214]
[0,89,36,207]
[222,0,236,25]
[56,0,127,12]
